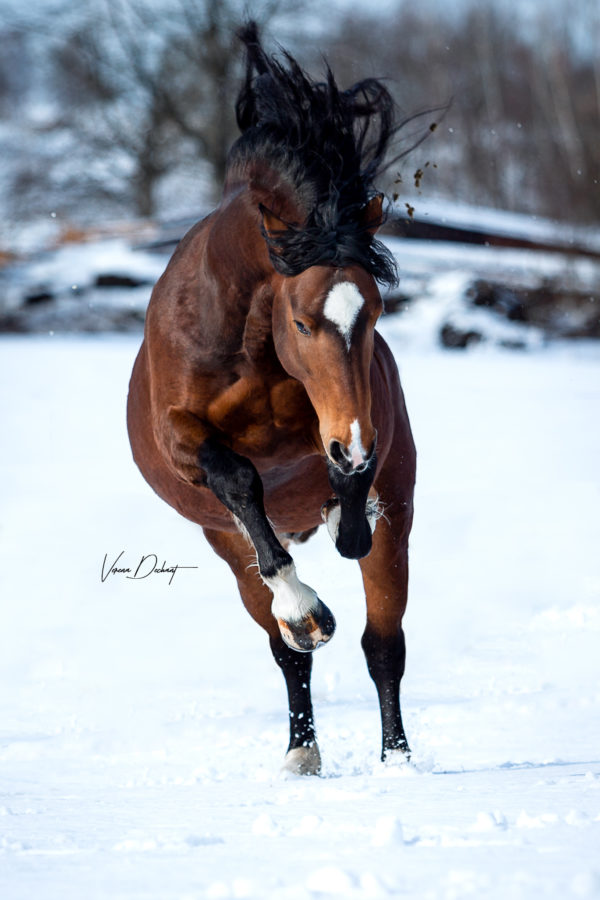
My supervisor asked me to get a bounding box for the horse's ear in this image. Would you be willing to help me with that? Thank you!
[361,193,385,235]
[260,204,289,237]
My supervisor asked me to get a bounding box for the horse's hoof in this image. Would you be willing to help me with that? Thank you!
[277,601,336,652]
[382,743,411,765]
[281,743,322,776]
[265,563,336,652]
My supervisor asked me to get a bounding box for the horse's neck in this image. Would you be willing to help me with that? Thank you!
[203,190,281,375]
[207,189,270,282]
[223,159,306,226]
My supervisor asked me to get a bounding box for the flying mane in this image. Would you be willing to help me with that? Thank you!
[225,23,399,288]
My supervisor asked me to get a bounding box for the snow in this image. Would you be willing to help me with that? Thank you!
[384,235,600,287]
[1,329,600,899]
[3,205,599,346]
[1,239,168,313]
[384,270,546,350]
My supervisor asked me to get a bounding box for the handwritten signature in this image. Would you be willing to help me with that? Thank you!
[101,551,198,586]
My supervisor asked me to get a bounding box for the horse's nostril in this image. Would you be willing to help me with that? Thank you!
[328,440,347,466]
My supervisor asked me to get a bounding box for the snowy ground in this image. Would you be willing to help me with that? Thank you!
[1,329,600,899]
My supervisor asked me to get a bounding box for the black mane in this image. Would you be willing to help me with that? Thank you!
[228,23,400,288]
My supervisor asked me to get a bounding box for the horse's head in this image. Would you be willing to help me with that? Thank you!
[231,30,403,476]
[271,258,382,475]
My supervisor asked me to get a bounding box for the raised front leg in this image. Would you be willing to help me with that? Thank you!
[204,528,321,775]
[322,455,377,560]
[199,438,291,578]
[199,438,335,652]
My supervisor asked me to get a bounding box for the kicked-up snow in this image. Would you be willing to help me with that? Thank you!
[0,329,599,899]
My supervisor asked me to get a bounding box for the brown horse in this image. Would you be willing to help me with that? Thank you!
[127,25,416,775]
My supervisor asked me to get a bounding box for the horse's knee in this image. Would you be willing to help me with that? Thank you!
[226,457,263,505]
[200,439,263,509]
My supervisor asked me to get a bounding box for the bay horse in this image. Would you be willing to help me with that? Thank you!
[127,24,416,775]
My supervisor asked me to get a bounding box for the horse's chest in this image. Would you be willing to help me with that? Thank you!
[206,376,317,457]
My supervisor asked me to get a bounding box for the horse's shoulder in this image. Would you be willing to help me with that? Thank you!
[372,329,401,392]
[371,328,413,455]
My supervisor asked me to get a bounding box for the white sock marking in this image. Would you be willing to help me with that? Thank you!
[263,563,320,623]
[323,282,365,349]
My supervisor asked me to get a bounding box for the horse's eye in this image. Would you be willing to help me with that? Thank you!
[294,320,311,336]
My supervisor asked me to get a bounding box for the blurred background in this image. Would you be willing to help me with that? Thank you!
[0,0,599,343]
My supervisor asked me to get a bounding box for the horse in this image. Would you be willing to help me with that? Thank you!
[127,24,416,776]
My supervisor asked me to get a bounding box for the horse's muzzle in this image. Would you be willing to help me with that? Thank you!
[328,437,376,475]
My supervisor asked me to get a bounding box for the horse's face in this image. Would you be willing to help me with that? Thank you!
[272,265,382,474]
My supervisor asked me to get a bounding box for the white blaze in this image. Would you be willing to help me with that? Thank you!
[349,418,367,467]
[323,282,365,349]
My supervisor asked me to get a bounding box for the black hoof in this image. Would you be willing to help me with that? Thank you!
[336,521,372,560]
[321,497,374,560]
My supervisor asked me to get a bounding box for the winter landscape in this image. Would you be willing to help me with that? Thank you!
[1,287,600,897]
[1,1,600,897]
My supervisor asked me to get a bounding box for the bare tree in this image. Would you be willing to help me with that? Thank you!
[322,0,600,224]
[2,0,598,230]
[0,28,30,115]
[14,0,308,219]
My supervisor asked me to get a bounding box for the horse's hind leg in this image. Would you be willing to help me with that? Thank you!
[203,527,321,775]
[358,495,413,761]
[199,438,335,652]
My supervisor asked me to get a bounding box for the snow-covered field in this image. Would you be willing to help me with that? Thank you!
[1,328,599,899]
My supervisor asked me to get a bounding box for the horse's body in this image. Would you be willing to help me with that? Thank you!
[127,26,416,774]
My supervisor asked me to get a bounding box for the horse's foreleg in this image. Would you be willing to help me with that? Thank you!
[323,457,376,559]
[358,498,413,761]
[200,438,335,652]
[203,528,321,775]
[270,636,321,775]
